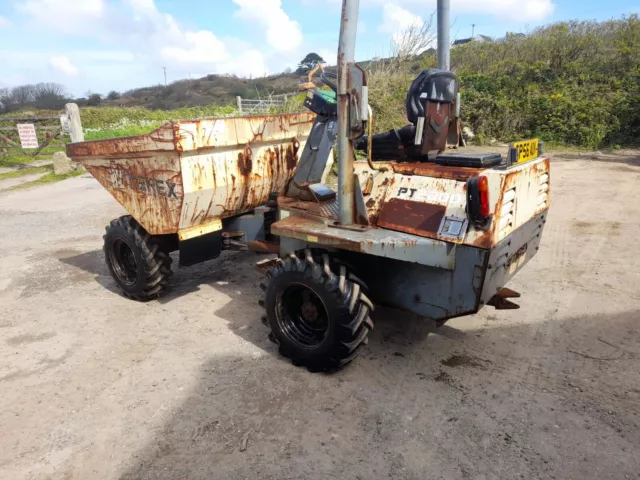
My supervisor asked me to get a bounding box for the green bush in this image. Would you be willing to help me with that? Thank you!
[366,14,640,149]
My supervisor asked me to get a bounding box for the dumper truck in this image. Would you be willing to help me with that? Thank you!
[67,0,550,371]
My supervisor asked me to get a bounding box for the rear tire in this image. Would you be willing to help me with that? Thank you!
[260,249,374,372]
[103,215,172,301]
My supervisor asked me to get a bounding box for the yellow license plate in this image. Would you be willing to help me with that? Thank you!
[512,138,539,164]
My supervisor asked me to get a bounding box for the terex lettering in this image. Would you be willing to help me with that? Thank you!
[113,170,178,199]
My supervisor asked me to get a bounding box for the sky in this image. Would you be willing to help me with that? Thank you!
[0,0,637,97]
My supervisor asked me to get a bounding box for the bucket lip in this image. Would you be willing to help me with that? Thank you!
[67,112,316,160]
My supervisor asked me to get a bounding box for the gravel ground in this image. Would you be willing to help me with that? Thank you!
[0,152,639,480]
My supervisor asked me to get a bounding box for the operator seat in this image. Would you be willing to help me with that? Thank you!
[355,68,460,161]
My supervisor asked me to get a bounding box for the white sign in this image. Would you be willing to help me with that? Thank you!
[17,123,39,149]
[60,114,70,134]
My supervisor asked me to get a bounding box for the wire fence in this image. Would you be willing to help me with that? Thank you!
[236,93,297,114]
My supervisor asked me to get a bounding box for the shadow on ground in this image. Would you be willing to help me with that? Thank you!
[58,248,267,304]
[57,248,123,296]
[55,246,640,478]
[113,304,640,480]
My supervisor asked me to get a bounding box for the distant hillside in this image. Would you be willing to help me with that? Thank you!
[105,72,303,110]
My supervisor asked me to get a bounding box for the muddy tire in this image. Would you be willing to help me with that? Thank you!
[103,215,172,301]
[260,249,374,372]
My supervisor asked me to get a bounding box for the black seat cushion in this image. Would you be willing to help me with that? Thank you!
[354,125,424,161]
[435,152,503,168]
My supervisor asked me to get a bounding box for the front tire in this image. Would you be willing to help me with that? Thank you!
[260,249,374,372]
[103,215,172,301]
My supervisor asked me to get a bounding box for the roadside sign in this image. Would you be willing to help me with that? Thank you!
[17,123,39,149]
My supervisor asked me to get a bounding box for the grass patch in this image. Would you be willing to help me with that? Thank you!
[8,169,85,190]
[0,153,55,169]
[0,165,51,181]
[78,105,236,129]
[84,123,164,141]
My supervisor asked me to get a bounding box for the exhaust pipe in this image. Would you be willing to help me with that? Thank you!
[437,0,451,70]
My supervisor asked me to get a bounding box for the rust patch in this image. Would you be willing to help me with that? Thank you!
[356,213,369,226]
[366,198,376,208]
[378,199,446,237]
[84,158,182,235]
[362,175,374,196]
[238,148,253,177]
[246,240,280,254]
[285,145,297,170]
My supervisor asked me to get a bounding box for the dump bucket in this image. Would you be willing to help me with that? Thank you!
[67,113,315,236]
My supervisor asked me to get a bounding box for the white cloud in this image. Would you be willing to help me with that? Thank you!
[15,0,270,79]
[379,4,425,47]
[371,0,554,22]
[453,0,554,20]
[0,16,12,28]
[233,0,303,52]
[518,0,555,19]
[161,31,229,65]
[18,0,104,34]
[379,4,422,35]
[318,48,336,65]
[220,49,269,78]
[49,55,80,76]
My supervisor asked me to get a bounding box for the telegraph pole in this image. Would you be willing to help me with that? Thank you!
[472,23,476,38]
[162,67,167,86]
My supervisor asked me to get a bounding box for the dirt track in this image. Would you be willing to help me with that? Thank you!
[1,151,639,480]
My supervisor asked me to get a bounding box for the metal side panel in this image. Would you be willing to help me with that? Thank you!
[287,116,337,199]
[480,209,547,304]
[376,173,469,244]
[272,216,456,270]
[343,245,487,322]
[179,137,299,229]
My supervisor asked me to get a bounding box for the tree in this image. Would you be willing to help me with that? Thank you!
[0,87,9,113]
[32,82,68,109]
[106,90,120,100]
[87,93,102,106]
[10,84,35,105]
[392,16,437,59]
[296,52,325,74]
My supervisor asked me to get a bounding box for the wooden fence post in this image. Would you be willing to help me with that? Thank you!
[65,103,84,143]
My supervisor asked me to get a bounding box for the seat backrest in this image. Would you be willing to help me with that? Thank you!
[406,69,459,153]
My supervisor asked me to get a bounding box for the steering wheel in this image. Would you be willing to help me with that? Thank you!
[321,71,338,93]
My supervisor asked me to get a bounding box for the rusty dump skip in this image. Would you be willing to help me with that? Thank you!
[67,113,316,235]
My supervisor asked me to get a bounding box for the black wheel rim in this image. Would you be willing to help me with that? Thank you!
[276,283,329,348]
[108,237,139,286]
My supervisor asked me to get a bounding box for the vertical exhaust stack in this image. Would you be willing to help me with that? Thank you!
[337,0,360,226]
[437,0,451,70]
